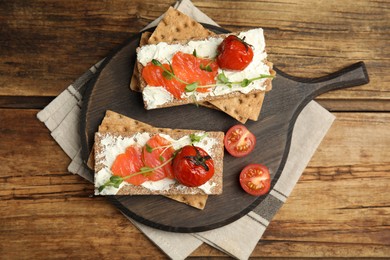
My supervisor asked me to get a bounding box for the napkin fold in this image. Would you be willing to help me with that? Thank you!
[37,1,335,259]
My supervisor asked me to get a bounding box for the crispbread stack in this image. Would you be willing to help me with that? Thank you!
[92,110,224,209]
[130,31,152,92]
[130,7,274,123]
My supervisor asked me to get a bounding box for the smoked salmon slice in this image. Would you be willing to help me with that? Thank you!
[141,52,218,99]
[172,52,218,93]
[142,134,175,181]
[142,63,185,99]
[111,145,147,186]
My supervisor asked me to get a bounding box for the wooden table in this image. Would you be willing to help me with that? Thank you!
[1,0,389,258]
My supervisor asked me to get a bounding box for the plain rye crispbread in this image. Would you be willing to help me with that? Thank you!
[147,7,214,44]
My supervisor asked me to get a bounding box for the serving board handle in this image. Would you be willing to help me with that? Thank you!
[276,61,369,101]
[260,61,370,192]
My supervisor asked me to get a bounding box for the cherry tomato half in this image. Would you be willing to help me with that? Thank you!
[239,164,271,196]
[224,124,256,157]
[172,145,215,187]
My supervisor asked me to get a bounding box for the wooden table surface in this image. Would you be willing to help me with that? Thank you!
[1,0,389,258]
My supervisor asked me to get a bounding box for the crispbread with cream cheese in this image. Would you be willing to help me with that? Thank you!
[130,7,274,123]
[136,28,274,112]
[90,110,213,209]
[94,128,224,196]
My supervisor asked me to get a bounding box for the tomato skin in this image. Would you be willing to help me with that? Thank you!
[172,145,215,187]
[239,164,271,196]
[224,124,256,157]
[217,35,254,71]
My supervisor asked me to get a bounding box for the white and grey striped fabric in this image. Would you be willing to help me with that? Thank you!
[37,1,335,259]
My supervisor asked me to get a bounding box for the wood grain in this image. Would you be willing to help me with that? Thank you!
[0,0,389,111]
[1,109,389,258]
[0,0,389,258]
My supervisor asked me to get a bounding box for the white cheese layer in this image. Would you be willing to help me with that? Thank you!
[94,132,219,195]
[137,28,270,109]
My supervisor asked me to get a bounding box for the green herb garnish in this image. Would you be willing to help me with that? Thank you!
[185,82,199,92]
[200,63,213,72]
[145,143,153,153]
[217,72,230,84]
[151,59,189,84]
[185,73,275,93]
[189,133,208,144]
[159,155,165,162]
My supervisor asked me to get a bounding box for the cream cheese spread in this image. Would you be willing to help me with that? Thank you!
[137,28,270,109]
[94,132,219,195]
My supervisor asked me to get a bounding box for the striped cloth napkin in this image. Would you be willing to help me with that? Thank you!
[37,0,335,259]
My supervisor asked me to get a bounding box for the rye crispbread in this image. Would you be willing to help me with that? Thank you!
[137,48,274,110]
[93,111,223,209]
[147,7,214,44]
[129,7,272,123]
[94,130,224,196]
[134,8,274,122]
[99,113,212,208]
[130,31,152,92]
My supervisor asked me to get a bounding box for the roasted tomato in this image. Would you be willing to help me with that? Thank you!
[239,164,271,196]
[224,124,256,157]
[217,35,254,71]
[172,145,215,187]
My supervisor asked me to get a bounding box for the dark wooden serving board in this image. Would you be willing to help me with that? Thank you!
[80,24,369,233]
